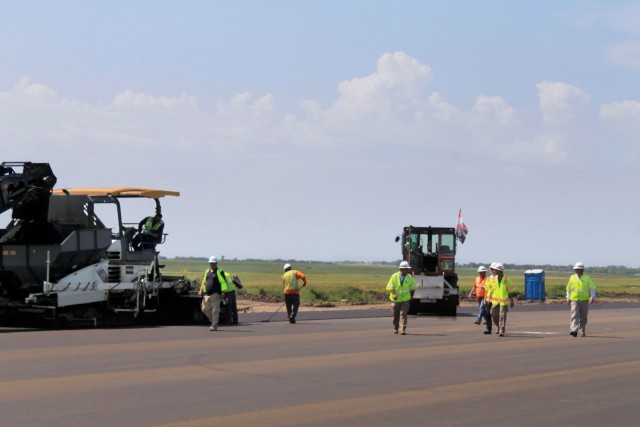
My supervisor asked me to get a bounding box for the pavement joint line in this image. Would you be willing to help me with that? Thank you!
[517,331,557,335]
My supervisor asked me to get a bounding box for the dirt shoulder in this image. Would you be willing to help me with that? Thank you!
[236,300,390,313]
[237,296,640,313]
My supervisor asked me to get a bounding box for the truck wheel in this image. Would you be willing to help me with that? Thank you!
[408,300,418,315]
[441,298,457,316]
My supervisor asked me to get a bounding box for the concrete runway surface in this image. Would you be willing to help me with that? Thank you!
[1,303,639,427]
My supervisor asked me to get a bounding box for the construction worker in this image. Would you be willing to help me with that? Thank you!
[197,256,230,331]
[482,263,496,335]
[282,263,307,323]
[468,265,488,325]
[489,262,515,337]
[386,261,417,335]
[566,262,596,337]
[224,272,243,325]
[132,213,164,250]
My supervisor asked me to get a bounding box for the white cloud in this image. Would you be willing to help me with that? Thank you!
[330,51,433,120]
[471,95,517,126]
[0,51,638,266]
[600,99,640,124]
[423,92,462,124]
[113,90,198,109]
[0,77,79,110]
[537,81,591,124]
[1,55,608,171]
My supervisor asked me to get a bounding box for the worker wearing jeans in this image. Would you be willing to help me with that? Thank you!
[468,266,488,324]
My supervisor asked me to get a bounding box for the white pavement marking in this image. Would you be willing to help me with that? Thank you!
[517,331,557,335]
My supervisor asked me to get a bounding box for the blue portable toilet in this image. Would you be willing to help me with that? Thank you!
[524,269,545,301]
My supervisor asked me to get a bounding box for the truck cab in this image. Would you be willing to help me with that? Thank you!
[397,226,459,315]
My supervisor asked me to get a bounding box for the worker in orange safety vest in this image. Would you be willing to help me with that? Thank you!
[468,265,488,325]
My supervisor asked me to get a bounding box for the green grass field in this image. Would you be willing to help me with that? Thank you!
[162,259,640,304]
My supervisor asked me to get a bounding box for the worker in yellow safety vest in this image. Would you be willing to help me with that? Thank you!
[282,263,307,324]
[489,262,515,337]
[566,262,596,337]
[386,261,417,335]
[132,213,164,250]
[197,256,230,331]
[481,263,496,335]
[223,271,243,325]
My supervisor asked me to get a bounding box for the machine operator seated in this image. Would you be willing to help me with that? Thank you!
[131,213,164,250]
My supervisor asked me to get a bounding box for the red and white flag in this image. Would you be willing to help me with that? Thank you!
[456,209,468,244]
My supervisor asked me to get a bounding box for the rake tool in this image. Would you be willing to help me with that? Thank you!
[261,302,286,322]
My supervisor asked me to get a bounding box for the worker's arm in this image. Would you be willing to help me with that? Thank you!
[296,271,307,287]
[468,284,475,299]
[386,281,397,300]
[154,223,165,240]
[197,271,207,296]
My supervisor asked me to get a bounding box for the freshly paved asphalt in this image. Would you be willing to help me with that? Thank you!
[1,302,639,427]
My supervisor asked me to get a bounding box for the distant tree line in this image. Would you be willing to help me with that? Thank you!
[167,257,638,274]
[171,256,398,265]
[458,262,640,276]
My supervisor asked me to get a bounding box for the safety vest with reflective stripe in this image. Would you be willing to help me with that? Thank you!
[472,275,486,299]
[201,269,229,293]
[490,275,515,307]
[566,274,595,301]
[144,217,163,232]
[282,270,301,292]
[484,275,495,303]
[386,272,417,302]
[224,272,236,292]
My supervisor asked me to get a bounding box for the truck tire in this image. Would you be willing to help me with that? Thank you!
[441,296,458,316]
[408,299,419,315]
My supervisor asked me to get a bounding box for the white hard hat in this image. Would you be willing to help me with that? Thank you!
[477,266,487,273]
[573,262,585,270]
[283,263,292,271]
[399,261,411,269]
[208,256,218,263]
[492,262,505,272]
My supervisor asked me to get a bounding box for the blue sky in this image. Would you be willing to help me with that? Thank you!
[1,1,639,267]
